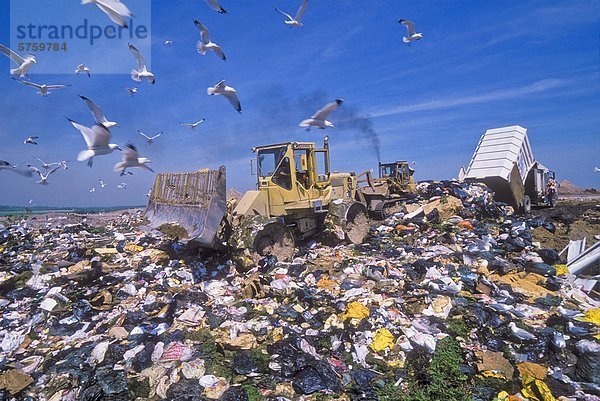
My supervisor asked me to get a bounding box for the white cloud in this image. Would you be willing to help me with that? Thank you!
[368,78,569,118]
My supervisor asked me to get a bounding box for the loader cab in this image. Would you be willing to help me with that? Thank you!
[253,139,331,215]
[254,140,330,191]
[379,161,413,181]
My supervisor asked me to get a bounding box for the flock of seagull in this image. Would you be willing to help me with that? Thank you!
[1,0,425,199]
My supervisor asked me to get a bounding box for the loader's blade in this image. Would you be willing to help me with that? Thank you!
[145,166,226,247]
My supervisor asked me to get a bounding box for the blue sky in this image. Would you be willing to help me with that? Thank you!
[0,0,598,207]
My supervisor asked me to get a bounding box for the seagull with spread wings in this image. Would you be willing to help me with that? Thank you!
[114,143,153,174]
[299,98,343,129]
[81,0,132,28]
[138,130,162,145]
[129,43,155,84]
[274,0,308,27]
[24,136,39,145]
[194,20,227,61]
[0,44,36,77]
[80,96,118,129]
[75,64,92,77]
[180,118,206,130]
[205,0,227,14]
[35,157,61,170]
[398,19,422,44]
[207,80,241,113]
[33,166,60,186]
[125,87,138,96]
[12,78,70,97]
[67,118,120,167]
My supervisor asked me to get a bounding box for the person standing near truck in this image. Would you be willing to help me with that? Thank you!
[546,178,557,208]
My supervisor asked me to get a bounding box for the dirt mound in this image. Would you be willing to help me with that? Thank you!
[227,188,243,200]
[532,201,600,250]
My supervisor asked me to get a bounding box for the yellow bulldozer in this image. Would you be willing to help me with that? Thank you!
[145,137,370,269]
[358,161,417,219]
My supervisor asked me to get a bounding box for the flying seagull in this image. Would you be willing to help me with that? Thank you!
[117,182,128,190]
[207,80,241,113]
[205,0,227,14]
[299,98,343,129]
[398,19,422,44]
[129,43,155,84]
[125,87,138,96]
[67,118,120,167]
[75,64,91,77]
[594,167,600,173]
[114,143,154,174]
[12,78,71,97]
[164,40,173,45]
[89,187,96,193]
[508,322,536,341]
[81,0,132,28]
[179,118,206,130]
[138,130,162,145]
[33,166,60,186]
[274,0,308,27]
[58,160,69,170]
[0,44,36,77]
[99,179,107,188]
[35,157,61,170]
[80,95,118,129]
[194,20,227,61]
[24,136,39,145]
[0,160,32,177]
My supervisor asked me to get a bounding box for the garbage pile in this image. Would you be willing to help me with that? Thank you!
[0,182,599,401]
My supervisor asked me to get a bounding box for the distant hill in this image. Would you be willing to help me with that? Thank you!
[558,180,586,194]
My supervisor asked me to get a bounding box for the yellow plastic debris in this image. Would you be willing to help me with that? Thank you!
[480,371,506,380]
[517,361,547,380]
[521,375,556,401]
[316,277,338,291]
[370,328,395,352]
[125,243,144,253]
[553,264,569,275]
[495,391,510,401]
[342,302,370,320]
[577,308,600,326]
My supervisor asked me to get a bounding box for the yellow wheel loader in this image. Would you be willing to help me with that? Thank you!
[145,137,370,270]
[358,161,417,219]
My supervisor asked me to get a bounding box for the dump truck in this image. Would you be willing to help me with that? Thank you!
[358,161,417,218]
[459,125,556,213]
[146,137,370,269]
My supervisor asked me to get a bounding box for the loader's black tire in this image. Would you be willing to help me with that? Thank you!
[345,204,369,244]
[252,222,295,264]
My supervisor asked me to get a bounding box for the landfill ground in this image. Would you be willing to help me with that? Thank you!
[0,182,599,401]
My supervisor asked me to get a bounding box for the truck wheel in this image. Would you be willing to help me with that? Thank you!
[521,195,532,215]
[252,222,295,263]
[345,204,369,244]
